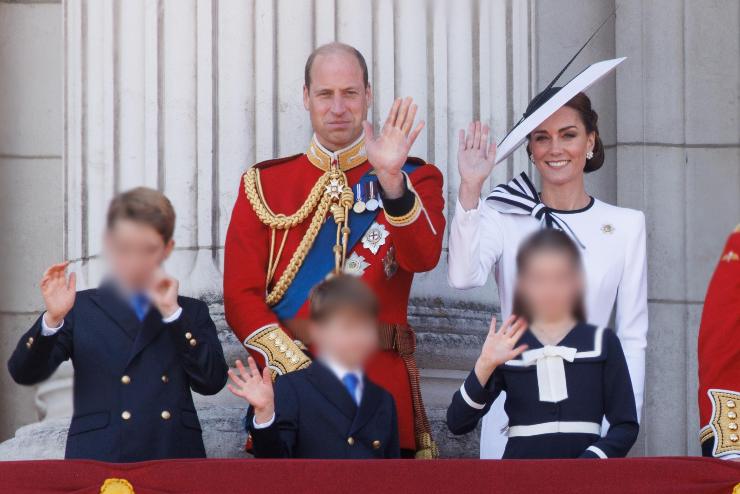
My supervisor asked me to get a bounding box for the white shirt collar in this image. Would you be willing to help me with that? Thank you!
[319,355,364,384]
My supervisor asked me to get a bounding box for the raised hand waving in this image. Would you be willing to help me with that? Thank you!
[362,97,425,199]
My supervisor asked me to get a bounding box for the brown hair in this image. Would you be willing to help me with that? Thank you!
[304,42,369,89]
[512,229,586,322]
[106,187,176,243]
[309,274,379,323]
[526,91,605,173]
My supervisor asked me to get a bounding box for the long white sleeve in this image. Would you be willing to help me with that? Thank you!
[614,211,649,420]
[447,198,505,289]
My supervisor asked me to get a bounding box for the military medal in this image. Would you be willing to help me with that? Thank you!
[361,222,389,255]
[366,181,380,211]
[325,177,342,200]
[383,245,398,279]
[353,183,366,214]
[343,252,370,277]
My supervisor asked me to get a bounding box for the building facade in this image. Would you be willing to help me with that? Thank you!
[0,0,738,458]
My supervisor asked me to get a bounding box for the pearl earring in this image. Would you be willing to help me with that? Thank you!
[586,150,594,160]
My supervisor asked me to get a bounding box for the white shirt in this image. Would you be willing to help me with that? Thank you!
[448,196,648,458]
[253,357,364,429]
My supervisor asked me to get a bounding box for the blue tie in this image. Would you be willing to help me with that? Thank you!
[131,293,150,322]
[342,373,360,405]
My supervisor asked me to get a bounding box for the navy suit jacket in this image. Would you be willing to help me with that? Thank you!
[7,283,228,462]
[248,361,400,459]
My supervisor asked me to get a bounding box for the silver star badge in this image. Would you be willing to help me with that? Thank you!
[343,252,370,277]
[361,222,390,255]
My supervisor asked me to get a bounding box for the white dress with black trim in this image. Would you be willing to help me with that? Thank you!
[448,172,648,458]
[447,323,639,459]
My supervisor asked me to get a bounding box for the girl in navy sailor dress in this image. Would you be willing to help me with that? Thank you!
[446,229,638,459]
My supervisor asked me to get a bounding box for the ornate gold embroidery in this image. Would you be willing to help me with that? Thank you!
[307,133,367,172]
[245,325,311,376]
[708,388,740,457]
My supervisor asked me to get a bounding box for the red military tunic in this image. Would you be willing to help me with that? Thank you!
[224,134,445,455]
[698,225,740,459]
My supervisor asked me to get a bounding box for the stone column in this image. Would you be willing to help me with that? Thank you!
[2,0,533,459]
[0,0,65,450]
[615,0,740,456]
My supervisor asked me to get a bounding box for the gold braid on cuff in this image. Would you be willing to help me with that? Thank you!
[245,325,311,376]
[385,194,421,227]
[708,388,740,457]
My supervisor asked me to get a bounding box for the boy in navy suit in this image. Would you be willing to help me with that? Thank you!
[227,275,400,458]
[8,187,228,462]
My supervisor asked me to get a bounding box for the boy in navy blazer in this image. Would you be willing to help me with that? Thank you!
[8,187,228,462]
[228,275,400,459]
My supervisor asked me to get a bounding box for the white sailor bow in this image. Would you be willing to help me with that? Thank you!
[521,345,578,403]
[486,172,585,248]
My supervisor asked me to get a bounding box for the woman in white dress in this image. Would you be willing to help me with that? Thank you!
[448,90,648,458]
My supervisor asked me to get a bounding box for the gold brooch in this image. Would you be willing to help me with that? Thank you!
[100,478,135,494]
[722,250,739,262]
[601,224,615,234]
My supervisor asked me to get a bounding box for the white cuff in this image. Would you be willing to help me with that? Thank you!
[586,445,608,459]
[253,413,275,429]
[720,453,740,460]
[162,306,183,323]
[40,313,64,336]
[455,197,481,218]
[460,383,486,410]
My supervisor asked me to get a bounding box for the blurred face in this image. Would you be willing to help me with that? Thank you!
[516,250,583,324]
[104,220,174,292]
[528,106,595,187]
[309,309,378,370]
[303,51,372,151]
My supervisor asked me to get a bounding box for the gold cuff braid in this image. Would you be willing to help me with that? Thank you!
[708,388,740,457]
[245,325,312,376]
[385,195,422,227]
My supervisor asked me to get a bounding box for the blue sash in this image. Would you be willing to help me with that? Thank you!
[272,163,418,319]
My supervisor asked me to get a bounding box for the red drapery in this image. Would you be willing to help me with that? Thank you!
[1,457,739,494]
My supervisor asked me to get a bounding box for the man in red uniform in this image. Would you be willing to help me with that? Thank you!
[698,224,740,460]
[224,42,445,458]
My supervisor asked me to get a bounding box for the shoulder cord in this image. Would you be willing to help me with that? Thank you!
[243,166,354,306]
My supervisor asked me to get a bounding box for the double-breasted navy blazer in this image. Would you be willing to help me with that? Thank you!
[248,360,400,459]
[7,283,228,462]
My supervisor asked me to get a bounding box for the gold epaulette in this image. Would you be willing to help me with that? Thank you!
[244,324,311,376]
[708,388,740,457]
